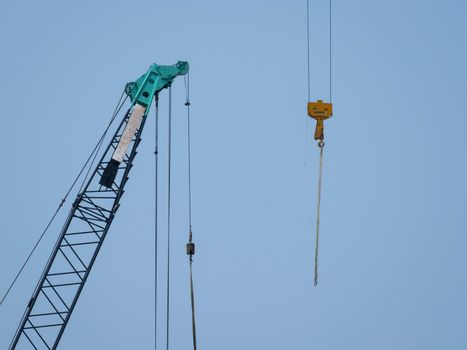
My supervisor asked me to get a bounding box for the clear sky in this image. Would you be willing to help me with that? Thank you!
[1,0,467,349]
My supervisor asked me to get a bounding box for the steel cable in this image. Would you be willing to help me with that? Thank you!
[78,91,128,193]
[166,86,172,350]
[154,95,160,350]
[307,0,333,287]
[185,72,198,350]
[189,261,197,350]
[329,0,332,102]
[0,88,127,306]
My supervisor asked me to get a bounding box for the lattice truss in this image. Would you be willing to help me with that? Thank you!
[11,108,147,350]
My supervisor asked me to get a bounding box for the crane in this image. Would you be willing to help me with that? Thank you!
[9,61,189,350]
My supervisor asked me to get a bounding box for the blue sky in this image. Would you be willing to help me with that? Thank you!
[1,0,467,349]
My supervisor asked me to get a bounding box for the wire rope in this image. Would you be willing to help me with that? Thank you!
[0,88,127,306]
[329,0,332,102]
[306,0,333,286]
[189,260,197,350]
[185,73,198,350]
[166,86,172,350]
[305,0,312,165]
[78,91,128,193]
[306,0,311,102]
[185,74,193,230]
[154,95,160,350]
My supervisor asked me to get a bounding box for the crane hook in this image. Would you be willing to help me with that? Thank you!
[308,100,332,141]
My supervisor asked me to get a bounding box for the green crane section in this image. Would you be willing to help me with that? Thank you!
[100,61,188,188]
[126,61,189,107]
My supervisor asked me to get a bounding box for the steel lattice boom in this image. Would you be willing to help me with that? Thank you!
[10,61,188,350]
[10,108,144,349]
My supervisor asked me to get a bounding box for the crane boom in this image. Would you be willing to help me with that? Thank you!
[10,61,188,350]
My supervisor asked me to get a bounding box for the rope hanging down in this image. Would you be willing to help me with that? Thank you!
[184,72,198,350]
[314,139,324,286]
[306,0,333,286]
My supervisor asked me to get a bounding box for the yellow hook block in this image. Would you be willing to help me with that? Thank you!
[308,100,332,140]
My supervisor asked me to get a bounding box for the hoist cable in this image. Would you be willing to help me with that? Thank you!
[306,0,332,286]
[0,88,127,306]
[185,73,198,350]
[306,0,332,101]
[306,0,311,101]
[154,95,160,350]
[314,140,324,286]
[189,261,197,350]
[329,0,332,102]
[0,199,63,307]
[185,74,193,229]
[166,86,172,350]
[312,0,332,286]
[305,0,312,165]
